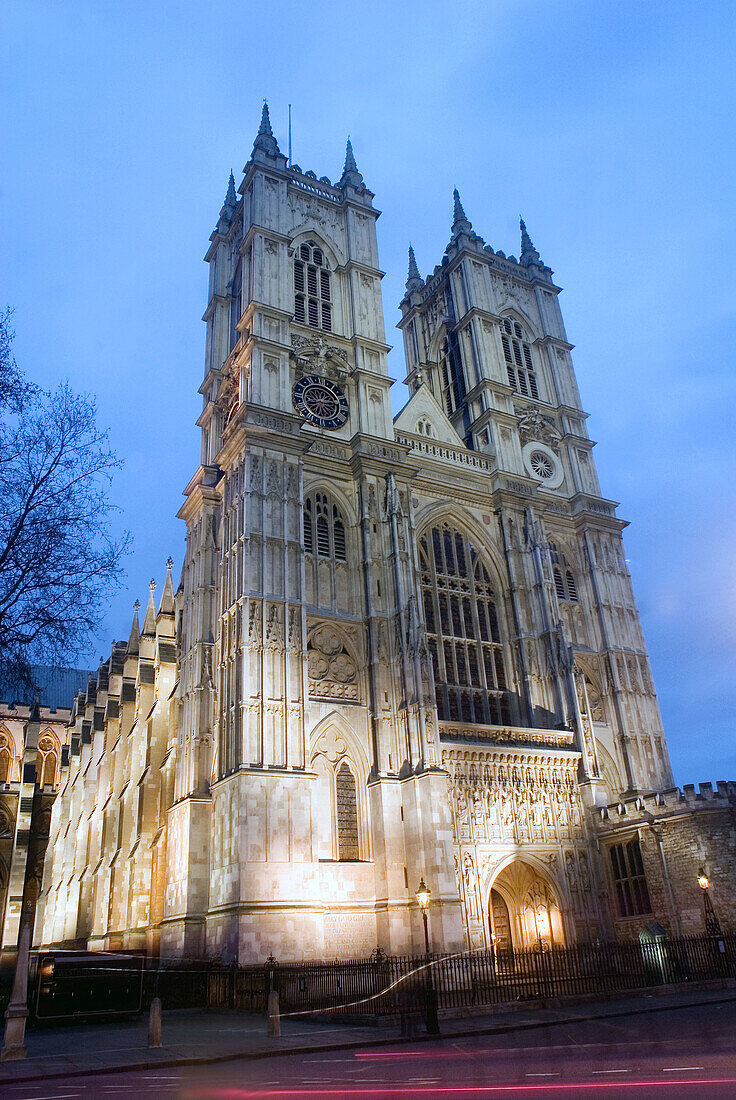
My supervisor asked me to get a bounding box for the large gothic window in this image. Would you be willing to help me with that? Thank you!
[419,524,511,725]
[501,318,539,399]
[294,240,332,331]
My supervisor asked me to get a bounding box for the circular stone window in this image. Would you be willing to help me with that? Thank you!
[529,451,554,479]
[521,441,564,490]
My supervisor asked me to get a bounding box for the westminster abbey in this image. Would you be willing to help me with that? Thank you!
[31,105,736,962]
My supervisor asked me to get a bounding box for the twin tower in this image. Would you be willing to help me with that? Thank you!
[39,105,673,961]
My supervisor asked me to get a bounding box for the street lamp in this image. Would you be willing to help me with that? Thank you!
[697,868,722,936]
[415,878,431,956]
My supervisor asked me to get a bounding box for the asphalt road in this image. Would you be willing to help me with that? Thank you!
[4,999,736,1099]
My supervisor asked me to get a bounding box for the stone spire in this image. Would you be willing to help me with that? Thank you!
[158,558,175,617]
[216,171,238,232]
[451,188,473,237]
[224,171,237,209]
[142,579,157,636]
[339,137,364,188]
[519,216,541,266]
[406,244,423,292]
[252,100,280,157]
[127,600,141,656]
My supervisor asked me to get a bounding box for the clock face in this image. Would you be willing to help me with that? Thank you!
[292,374,349,430]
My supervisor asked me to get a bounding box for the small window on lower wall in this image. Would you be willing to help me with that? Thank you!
[336,761,359,861]
[610,838,652,917]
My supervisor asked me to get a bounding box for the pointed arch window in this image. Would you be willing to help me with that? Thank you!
[501,318,539,399]
[336,761,359,860]
[419,524,511,726]
[0,732,12,784]
[439,336,466,416]
[37,733,59,788]
[303,492,347,561]
[294,240,332,331]
[312,748,365,861]
[549,542,579,602]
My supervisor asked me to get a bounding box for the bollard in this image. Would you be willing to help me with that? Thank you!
[267,989,281,1038]
[425,985,440,1036]
[148,996,162,1048]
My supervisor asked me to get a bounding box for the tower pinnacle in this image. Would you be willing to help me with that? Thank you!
[519,216,541,266]
[339,137,364,187]
[252,100,280,157]
[406,243,422,292]
[451,188,473,237]
[224,171,237,209]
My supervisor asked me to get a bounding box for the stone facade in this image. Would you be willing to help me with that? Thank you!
[0,668,90,954]
[35,107,735,961]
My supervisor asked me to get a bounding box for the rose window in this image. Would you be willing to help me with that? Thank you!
[530,451,554,479]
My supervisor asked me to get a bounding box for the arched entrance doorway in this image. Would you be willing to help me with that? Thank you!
[489,860,565,950]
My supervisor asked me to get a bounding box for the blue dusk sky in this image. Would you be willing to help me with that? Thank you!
[2,1,735,786]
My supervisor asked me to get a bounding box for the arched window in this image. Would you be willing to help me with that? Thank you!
[549,542,579,602]
[501,318,539,399]
[37,733,58,788]
[0,731,12,784]
[419,524,511,726]
[294,240,332,331]
[336,761,359,860]
[311,734,365,861]
[304,492,346,561]
[303,491,351,613]
[438,336,465,416]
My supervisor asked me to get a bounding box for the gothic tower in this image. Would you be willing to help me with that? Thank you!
[165,106,464,961]
[398,198,673,801]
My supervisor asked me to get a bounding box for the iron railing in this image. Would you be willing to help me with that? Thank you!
[17,934,736,1023]
[204,934,736,1018]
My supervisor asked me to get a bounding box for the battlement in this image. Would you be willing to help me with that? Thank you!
[595,780,736,825]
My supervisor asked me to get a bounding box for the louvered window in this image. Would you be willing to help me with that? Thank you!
[419,524,511,726]
[294,240,332,332]
[502,318,539,399]
[549,543,579,602]
[303,498,314,553]
[439,336,466,416]
[303,492,347,561]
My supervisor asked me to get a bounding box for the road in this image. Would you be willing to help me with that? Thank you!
[4,999,736,1099]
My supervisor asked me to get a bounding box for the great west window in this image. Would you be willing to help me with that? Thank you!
[419,524,511,725]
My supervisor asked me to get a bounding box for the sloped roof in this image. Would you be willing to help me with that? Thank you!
[0,665,94,712]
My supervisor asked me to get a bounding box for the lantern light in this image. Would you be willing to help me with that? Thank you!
[415,878,431,910]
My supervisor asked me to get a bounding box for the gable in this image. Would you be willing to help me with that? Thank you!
[393,385,466,447]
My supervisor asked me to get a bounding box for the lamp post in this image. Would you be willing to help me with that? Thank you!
[697,869,722,936]
[415,878,431,956]
[415,878,439,1036]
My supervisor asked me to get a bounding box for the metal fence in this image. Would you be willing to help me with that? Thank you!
[204,935,736,1019]
[17,934,736,1024]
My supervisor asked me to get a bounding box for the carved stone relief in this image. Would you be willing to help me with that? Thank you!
[307,625,358,700]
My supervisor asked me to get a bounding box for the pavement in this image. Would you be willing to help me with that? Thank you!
[2,984,736,1086]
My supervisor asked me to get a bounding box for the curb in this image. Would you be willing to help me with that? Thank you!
[5,989,736,1085]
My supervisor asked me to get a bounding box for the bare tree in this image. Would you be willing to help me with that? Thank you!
[0,310,130,687]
